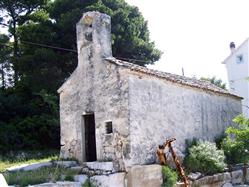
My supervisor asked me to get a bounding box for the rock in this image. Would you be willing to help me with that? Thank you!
[188,172,202,180]
[223,182,234,187]
[192,172,231,187]
[86,161,114,171]
[126,164,162,187]
[73,175,88,184]
[231,170,243,185]
[29,181,81,187]
[90,172,125,187]
[0,174,8,187]
[175,182,186,187]
[53,161,78,168]
[70,166,83,173]
[7,161,52,172]
[246,168,249,183]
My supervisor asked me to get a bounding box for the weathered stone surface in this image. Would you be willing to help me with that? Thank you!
[58,12,129,169]
[222,182,234,187]
[53,161,78,168]
[73,175,88,184]
[231,170,243,185]
[191,172,231,187]
[81,166,113,176]
[90,172,125,187]
[128,73,241,166]
[188,172,202,180]
[0,174,8,187]
[7,161,52,172]
[29,181,82,187]
[70,166,83,173]
[246,168,249,183]
[86,161,114,171]
[126,165,162,187]
[175,182,186,187]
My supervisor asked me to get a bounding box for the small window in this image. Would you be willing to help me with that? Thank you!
[236,54,244,64]
[105,121,113,134]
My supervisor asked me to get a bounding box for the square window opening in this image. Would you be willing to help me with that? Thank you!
[105,121,113,134]
[236,54,244,64]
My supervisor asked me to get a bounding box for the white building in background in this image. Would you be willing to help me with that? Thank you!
[223,39,249,117]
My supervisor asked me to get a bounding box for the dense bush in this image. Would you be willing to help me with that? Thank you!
[161,166,177,187]
[0,89,60,153]
[221,115,249,164]
[184,141,226,175]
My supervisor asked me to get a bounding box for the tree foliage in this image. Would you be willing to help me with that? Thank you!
[184,141,226,175]
[221,114,249,164]
[0,0,162,152]
[0,0,48,84]
[161,166,177,187]
[200,76,226,90]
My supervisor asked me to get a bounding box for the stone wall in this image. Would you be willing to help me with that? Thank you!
[58,12,130,170]
[127,71,242,166]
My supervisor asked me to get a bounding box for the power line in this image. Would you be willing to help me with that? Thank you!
[0,40,153,64]
[21,40,77,53]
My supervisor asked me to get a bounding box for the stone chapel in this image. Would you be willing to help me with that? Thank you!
[58,11,242,171]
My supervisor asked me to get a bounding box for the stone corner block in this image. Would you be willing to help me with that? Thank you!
[74,174,88,184]
[231,170,243,185]
[90,172,125,187]
[126,164,162,187]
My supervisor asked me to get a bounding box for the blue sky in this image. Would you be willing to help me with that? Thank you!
[126,0,249,84]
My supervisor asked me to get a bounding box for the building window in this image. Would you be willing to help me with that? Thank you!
[236,54,244,64]
[105,121,113,134]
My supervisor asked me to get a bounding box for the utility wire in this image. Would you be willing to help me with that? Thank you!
[21,40,77,53]
[0,40,153,64]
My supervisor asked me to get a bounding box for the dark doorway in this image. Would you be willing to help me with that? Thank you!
[83,113,97,162]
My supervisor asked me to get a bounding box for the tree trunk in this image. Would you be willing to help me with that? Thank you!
[0,63,5,89]
[13,20,19,85]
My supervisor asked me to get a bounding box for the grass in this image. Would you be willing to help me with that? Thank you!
[0,149,59,172]
[3,165,80,187]
[0,149,81,187]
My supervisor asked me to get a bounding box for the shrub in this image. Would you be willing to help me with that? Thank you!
[184,141,226,175]
[161,166,177,187]
[221,115,249,164]
[82,179,96,187]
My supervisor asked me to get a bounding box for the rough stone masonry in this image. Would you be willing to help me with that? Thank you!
[57,11,242,171]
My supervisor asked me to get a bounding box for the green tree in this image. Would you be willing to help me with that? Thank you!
[0,0,48,84]
[18,0,162,93]
[200,76,226,89]
[221,114,249,164]
[0,0,162,152]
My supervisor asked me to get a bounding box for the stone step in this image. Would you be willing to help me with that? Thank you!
[7,161,52,172]
[53,161,78,168]
[29,181,82,187]
[84,161,114,172]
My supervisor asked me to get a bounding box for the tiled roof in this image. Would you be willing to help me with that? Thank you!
[105,57,242,99]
